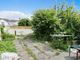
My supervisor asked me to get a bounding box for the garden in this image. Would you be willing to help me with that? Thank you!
[0,3,80,60]
[17,4,80,51]
[0,26,16,54]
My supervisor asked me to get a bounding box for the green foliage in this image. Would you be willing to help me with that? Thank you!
[31,4,80,50]
[0,26,15,40]
[18,18,31,26]
[1,26,4,34]
[32,9,59,41]
[57,5,80,43]
[0,27,16,54]
[2,33,15,41]
[0,41,16,53]
[50,40,68,51]
[57,5,75,34]
[0,26,4,39]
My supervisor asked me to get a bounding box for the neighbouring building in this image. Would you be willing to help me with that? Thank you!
[0,18,19,26]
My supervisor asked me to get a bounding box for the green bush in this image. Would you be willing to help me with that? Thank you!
[2,33,15,41]
[32,9,59,41]
[50,40,68,51]
[18,18,31,26]
[0,41,16,53]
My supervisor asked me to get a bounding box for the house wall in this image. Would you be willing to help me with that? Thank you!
[0,18,19,26]
[7,21,18,26]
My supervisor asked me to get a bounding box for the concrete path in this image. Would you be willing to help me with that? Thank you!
[13,37,80,60]
[23,39,79,60]
[23,40,50,60]
[13,39,30,60]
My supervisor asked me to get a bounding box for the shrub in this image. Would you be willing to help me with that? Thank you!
[32,9,59,41]
[0,26,4,40]
[50,40,68,51]
[18,18,31,26]
[0,41,16,53]
[2,33,15,41]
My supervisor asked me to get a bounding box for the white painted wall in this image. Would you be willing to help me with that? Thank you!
[6,29,33,35]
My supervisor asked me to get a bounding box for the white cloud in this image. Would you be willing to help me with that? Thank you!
[0,11,31,20]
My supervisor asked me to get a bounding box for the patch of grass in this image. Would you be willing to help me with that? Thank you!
[2,33,15,41]
[3,38,15,41]
[0,41,16,54]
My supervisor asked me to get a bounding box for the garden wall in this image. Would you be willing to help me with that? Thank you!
[4,26,33,36]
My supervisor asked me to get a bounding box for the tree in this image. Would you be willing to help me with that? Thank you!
[32,9,59,41]
[18,18,31,26]
[56,4,80,44]
[32,3,80,44]
[55,4,75,34]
